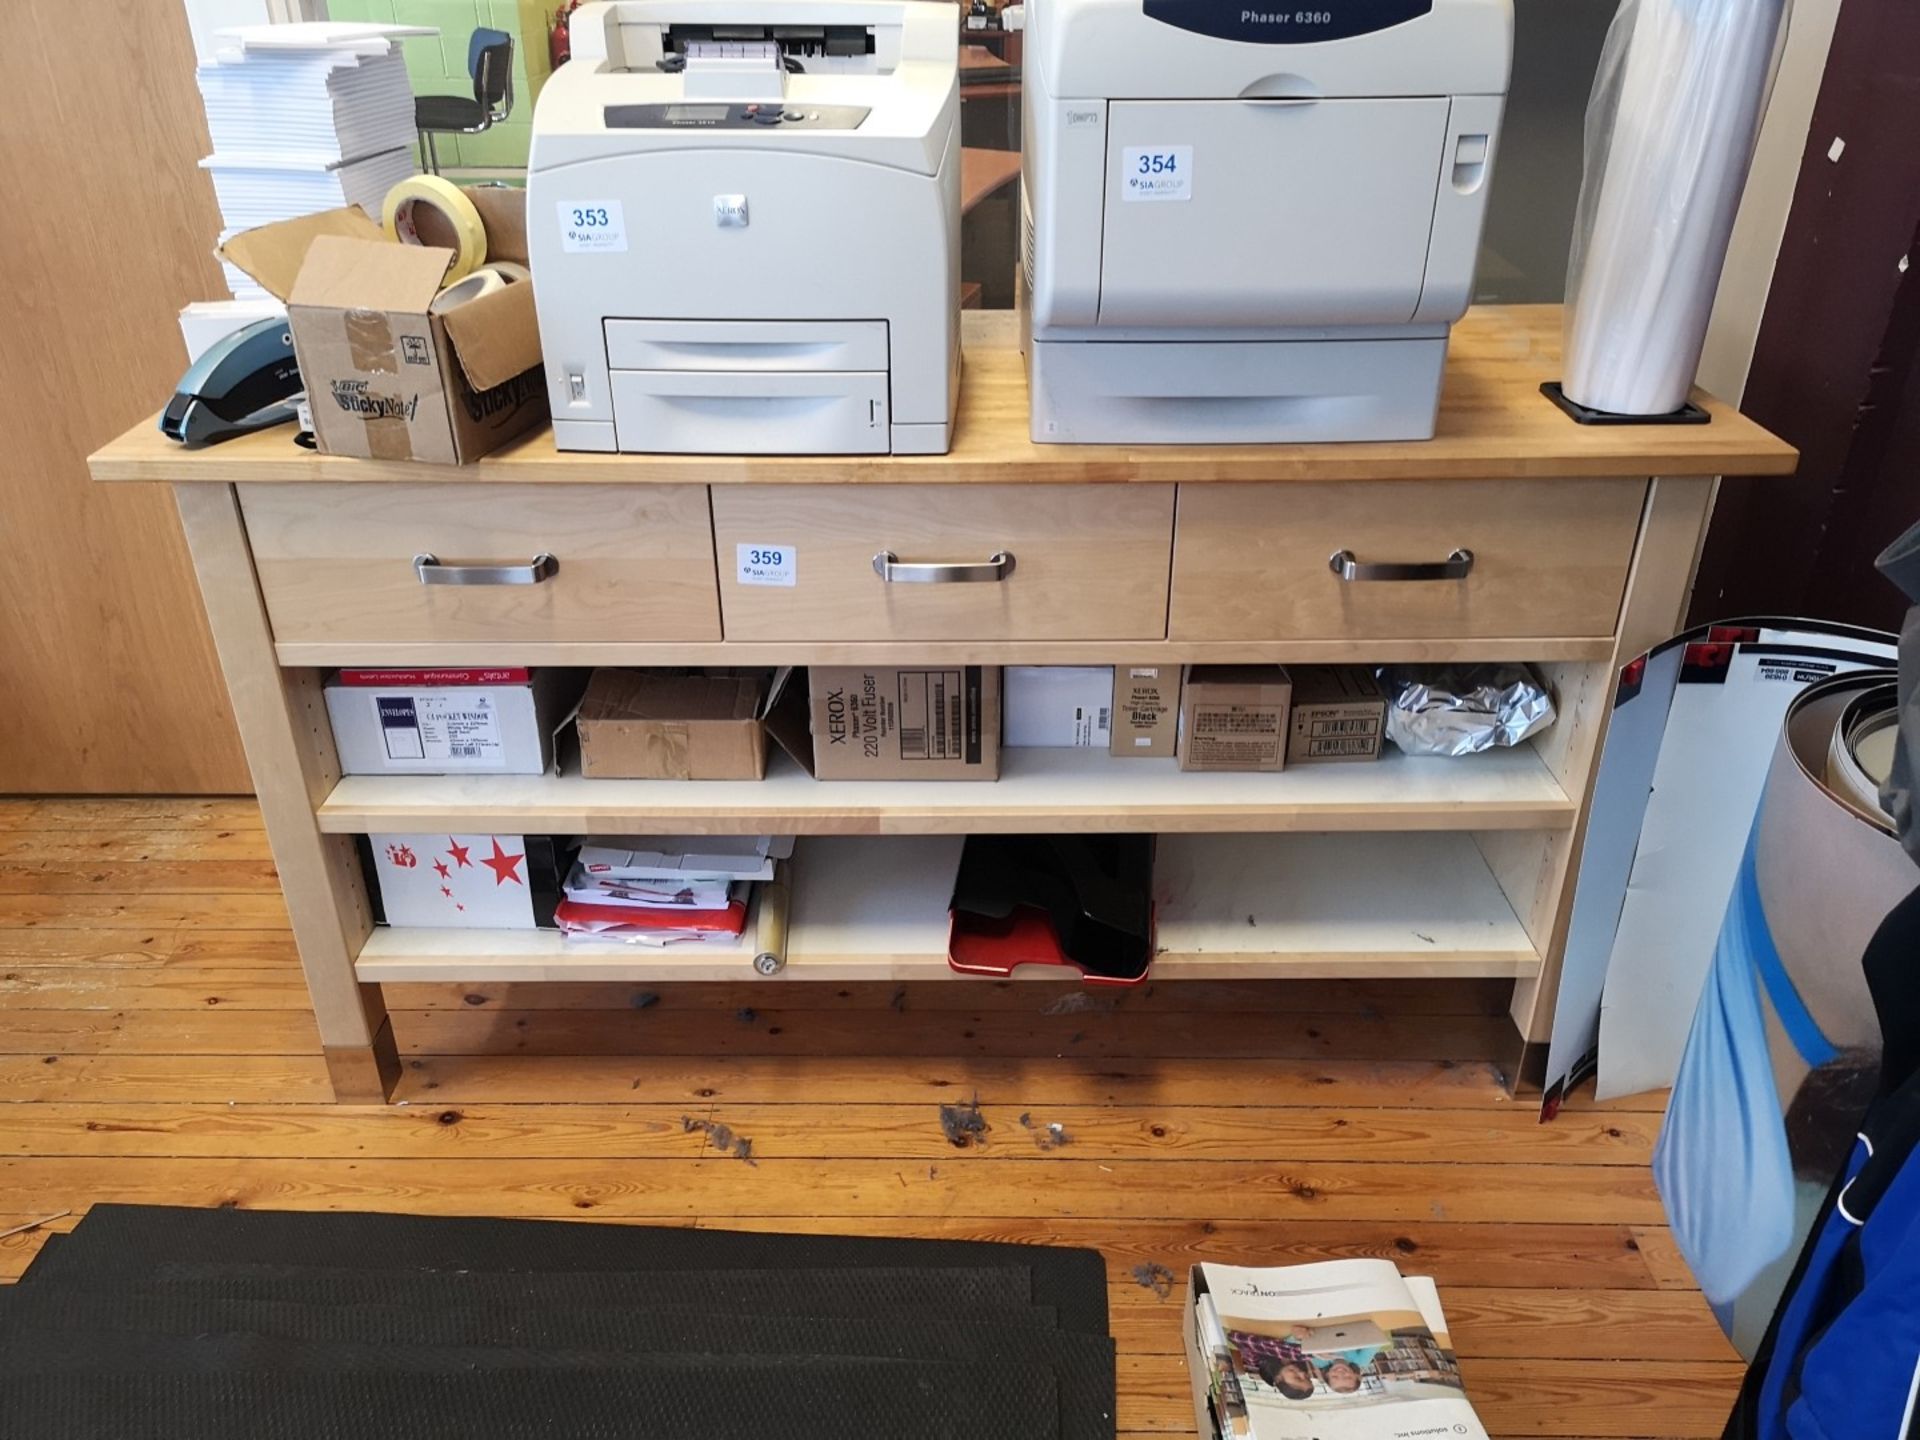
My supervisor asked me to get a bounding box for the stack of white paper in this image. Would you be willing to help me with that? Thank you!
[554,836,791,948]
[562,869,741,913]
[203,150,417,230]
[193,23,432,300]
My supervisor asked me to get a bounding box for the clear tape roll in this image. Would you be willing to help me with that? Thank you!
[382,175,488,284]
[428,262,530,315]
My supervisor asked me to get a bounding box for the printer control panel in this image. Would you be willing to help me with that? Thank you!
[604,103,871,131]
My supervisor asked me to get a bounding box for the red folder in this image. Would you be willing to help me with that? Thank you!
[554,898,747,934]
[947,905,1154,987]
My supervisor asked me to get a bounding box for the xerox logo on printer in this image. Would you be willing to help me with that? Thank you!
[329,379,418,421]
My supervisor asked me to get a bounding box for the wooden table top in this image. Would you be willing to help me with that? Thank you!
[960,147,1023,214]
[90,305,1797,486]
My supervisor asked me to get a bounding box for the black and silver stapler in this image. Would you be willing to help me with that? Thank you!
[159,316,303,446]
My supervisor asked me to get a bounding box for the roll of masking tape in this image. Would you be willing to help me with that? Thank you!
[382,175,487,284]
[428,262,529,315]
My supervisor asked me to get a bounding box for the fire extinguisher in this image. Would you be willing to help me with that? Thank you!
[549,0,582,68]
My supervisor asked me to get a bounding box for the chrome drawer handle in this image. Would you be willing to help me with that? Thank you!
[413,553,559,587]
[1328,548,1474,583]
[871,550,1015,584]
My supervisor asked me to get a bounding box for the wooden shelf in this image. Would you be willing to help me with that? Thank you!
[275,636,1616,668]
[354,833,1541,983]
[318,743,1575,837]
[90,307,1798,487]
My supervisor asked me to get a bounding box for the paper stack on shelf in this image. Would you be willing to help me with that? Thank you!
[194,22,431,301]
[556,836,794,948]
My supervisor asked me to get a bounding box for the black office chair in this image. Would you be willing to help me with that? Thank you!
[414,28,515,174]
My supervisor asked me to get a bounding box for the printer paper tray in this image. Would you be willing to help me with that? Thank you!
[610,368,891,455]
[605,319,889,374]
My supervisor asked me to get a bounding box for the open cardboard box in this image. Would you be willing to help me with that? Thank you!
[576,668,790,781]
[220,197,546,464]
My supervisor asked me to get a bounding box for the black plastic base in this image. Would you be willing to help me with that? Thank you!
[1541,381,1711,426]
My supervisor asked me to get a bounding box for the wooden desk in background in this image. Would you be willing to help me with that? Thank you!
[961,147,1023,214]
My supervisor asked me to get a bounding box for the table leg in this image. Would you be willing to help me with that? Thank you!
[173,482,397,1103]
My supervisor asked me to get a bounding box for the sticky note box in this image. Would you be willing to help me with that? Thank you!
[219,203,545,464]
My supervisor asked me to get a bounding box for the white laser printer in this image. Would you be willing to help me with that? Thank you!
[527,0,961,454]
[1020,0,1512,444]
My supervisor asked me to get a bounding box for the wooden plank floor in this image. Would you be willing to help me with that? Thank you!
[0,797,1740,1437]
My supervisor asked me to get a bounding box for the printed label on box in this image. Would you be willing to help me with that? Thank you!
[1189,705,1281,767]
[375,692,502,768]
[736,543,797,587]
[898,669,981,763]
[1069,704,1111,748]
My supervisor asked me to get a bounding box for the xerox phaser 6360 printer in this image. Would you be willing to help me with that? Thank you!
[1020,0,1513,443]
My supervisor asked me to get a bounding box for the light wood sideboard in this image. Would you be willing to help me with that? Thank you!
[91,306,1797,1102]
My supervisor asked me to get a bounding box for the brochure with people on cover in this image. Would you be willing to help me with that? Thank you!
[1190,1259,1487,1440]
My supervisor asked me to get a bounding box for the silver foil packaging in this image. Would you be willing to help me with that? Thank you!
[1381,665,1556,756]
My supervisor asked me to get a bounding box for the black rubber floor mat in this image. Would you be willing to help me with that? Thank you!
[0,1360,1060,1440]
[25,1260,1059,1327]
[0,1289,1116,1437]
[46,1205,1110,1334]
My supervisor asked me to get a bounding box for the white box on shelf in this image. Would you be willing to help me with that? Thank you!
[1004,666,1114,748]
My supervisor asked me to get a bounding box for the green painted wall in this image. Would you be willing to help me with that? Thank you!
[330,0,552,168]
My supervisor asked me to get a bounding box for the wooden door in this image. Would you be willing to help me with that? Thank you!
[0,1,249,791]
[1688,5,1920,631]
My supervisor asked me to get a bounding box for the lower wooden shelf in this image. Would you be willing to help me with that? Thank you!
[319,743,1574,836]
[353,832,1541,984]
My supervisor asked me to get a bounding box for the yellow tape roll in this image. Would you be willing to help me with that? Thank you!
[381,174,488,284]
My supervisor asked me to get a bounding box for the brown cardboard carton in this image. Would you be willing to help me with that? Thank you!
[1287,666,1387,764]
[220,199,546,464]
[800,667,1000,780]
[1178,665,1293,772]
[1110,664,1181,758]
[575,668,789,781]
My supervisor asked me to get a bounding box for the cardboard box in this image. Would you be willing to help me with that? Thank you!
[803,667,1000,780]
[1178,665,1293,772]
[1287,666,1387,764]
[362,832,561,930]
[1111,664,1181,758]
[220,200,546,464]
[575,668,793,781]
[1004,666,1113,748]
[325,667,579,775]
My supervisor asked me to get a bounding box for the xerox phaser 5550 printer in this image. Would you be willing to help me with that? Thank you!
[528,0,961,454]
[1020,0,1513,443]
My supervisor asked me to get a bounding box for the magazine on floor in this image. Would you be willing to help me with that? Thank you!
[1188,1259,1486,1440]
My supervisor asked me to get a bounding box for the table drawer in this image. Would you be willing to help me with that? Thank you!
[1171,479,1645,641]
[240,483,721,645]
[710,484,1175,641]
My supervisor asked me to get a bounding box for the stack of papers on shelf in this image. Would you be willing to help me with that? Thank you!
[1188,1259,1486,1440]
[194,23,430,300]
[555,836,793,948]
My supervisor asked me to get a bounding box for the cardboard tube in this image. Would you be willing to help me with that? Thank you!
[753,860,791,975]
